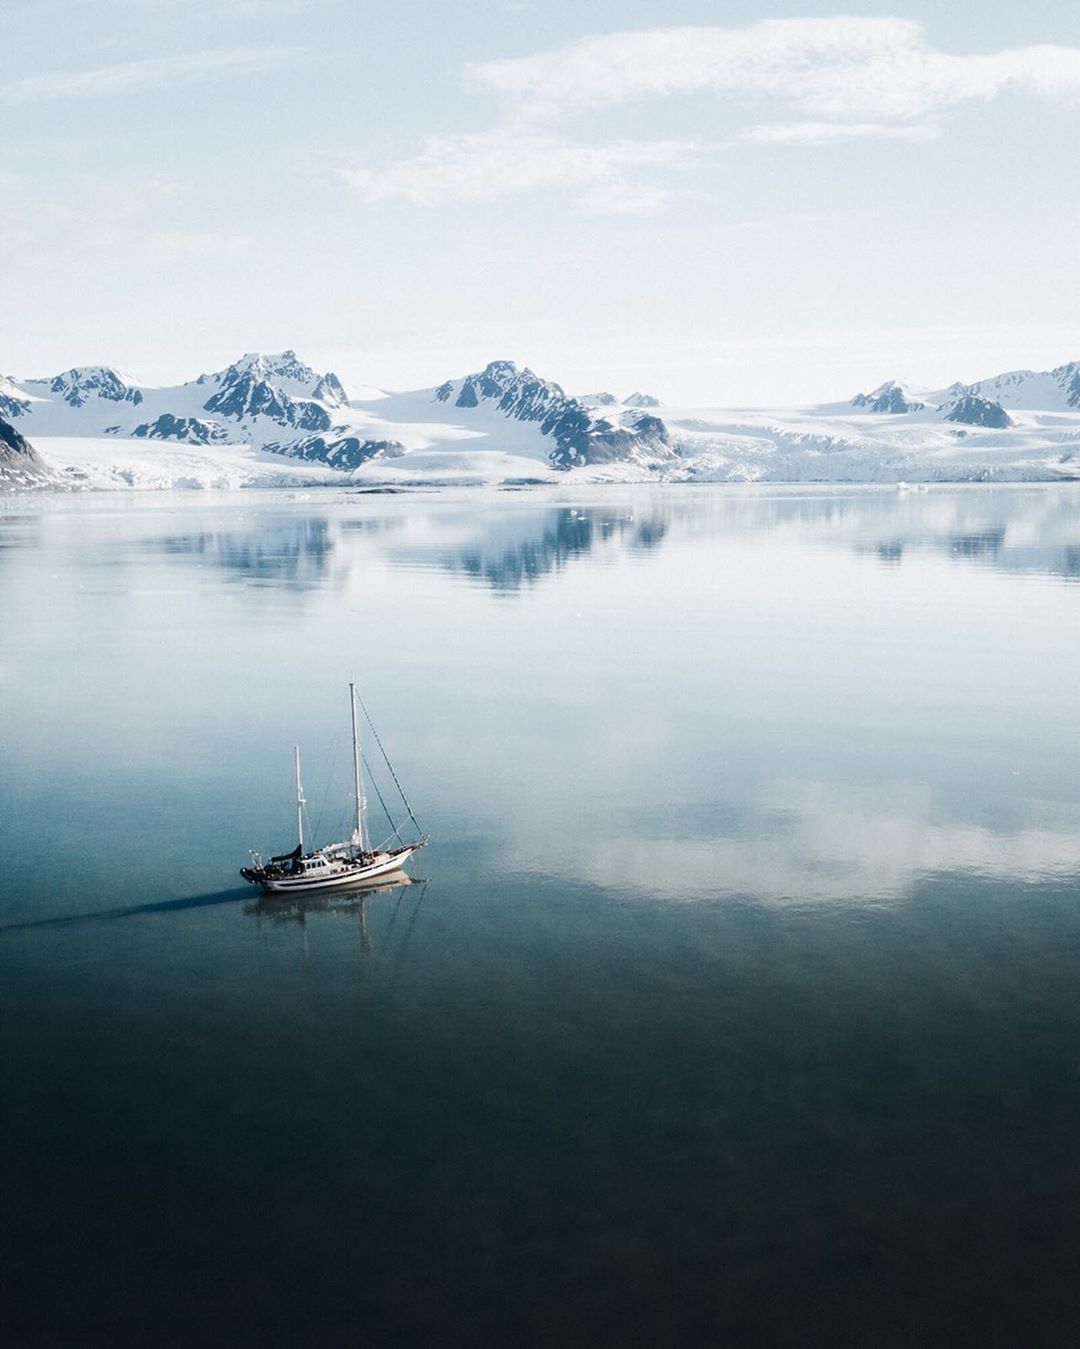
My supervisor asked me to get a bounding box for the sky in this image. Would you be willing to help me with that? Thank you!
[4,0,1080,405]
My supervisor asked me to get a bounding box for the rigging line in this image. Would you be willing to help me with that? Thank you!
[391,881,429,984]
[382,883,407,949]
[362,749,404,845]
[356,692,423,833]
[312,704,347,847]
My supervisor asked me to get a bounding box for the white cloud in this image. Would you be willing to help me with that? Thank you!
[745,121,938,144]
[341,18,1080,211]
[339,129,700,213]
[467,18,1080,122]
[1,47,300,103]
[577,179,681,215]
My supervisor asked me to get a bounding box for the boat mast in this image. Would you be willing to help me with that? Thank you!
[294,745,305,852]
[349,682,368,852]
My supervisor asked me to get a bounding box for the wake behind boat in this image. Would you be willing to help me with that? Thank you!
[241,684,428,894]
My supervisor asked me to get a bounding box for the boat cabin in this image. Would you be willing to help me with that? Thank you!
[299,853,339,873]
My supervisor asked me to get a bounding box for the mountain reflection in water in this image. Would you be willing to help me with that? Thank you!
[149,518,345,592]
[8,485,1078,598]
[444,507,668,592]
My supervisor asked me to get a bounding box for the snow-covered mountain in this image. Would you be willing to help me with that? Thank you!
[41,366,144,409]
[0,351,678,488]
[850,380,926,414]
[433,360,674,469]
[4,349,1080,489]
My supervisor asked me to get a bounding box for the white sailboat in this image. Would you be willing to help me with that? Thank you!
[241,683,428,893]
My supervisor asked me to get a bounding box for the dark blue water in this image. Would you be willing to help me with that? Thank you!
[3,486,1080,1347]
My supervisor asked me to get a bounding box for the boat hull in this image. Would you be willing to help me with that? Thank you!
[256,846,422,894]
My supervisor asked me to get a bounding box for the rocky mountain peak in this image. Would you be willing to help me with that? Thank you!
[47,367,143,408]
[478,358,525,386]
[224,350,319,386]
[851,380,925,414]
[434,359,567,414]
[433,358,673,470]
[202,372,331,432]
[312,372,348,407]
[624,391,662,408]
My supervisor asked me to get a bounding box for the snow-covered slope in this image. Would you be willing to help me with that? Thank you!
[953,361,1080,411]
[5,350,1080,489]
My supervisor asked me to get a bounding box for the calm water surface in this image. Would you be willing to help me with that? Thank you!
[2,485,1080,1347]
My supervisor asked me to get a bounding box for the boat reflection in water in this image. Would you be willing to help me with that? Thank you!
[245,871,429,969]
[246,870,413,925]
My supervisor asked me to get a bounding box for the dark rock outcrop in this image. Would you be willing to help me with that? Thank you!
[942,395,1012,429]
[263,435,405,470]
[0,415,49,487]
[133,414,227,444]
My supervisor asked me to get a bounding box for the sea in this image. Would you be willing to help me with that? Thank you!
[2,484,1080,1347]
